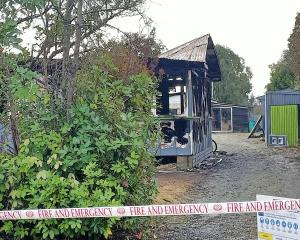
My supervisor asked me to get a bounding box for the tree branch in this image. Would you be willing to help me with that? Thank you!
[17,5,52,24]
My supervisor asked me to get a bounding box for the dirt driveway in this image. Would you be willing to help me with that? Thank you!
[152,133,300,240]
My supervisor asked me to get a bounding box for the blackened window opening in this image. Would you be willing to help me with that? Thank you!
[157,74,187,115]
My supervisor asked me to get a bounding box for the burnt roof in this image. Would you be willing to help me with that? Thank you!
[158,34,221,81]
[159,34,210,62]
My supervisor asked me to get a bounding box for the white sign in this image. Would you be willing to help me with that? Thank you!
[257,195,300,240]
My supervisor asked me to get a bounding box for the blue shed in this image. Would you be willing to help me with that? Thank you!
[258,89,300,146]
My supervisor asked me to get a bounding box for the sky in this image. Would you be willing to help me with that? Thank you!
[142,0,300,96]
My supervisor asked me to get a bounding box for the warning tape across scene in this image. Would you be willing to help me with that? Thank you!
[1,199,300,221]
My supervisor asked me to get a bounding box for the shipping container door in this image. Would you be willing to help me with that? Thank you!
[270,105,298,146]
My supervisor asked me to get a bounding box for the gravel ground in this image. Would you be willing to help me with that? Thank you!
[152,133,300,240]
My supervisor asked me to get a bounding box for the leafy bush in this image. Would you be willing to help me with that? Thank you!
[0,54,158,239]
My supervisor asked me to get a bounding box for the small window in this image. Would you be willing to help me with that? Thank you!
[156,75,187,115]
[169,85,187,115]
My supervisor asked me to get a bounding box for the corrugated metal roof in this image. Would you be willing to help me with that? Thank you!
[267,89,300,95]
[212,100,249,108]
[263,89,300,106]
[159,34,210,63]
[258,89,300,104]
[267,93,300,106]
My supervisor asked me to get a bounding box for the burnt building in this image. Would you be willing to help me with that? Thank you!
[154,34,221,169]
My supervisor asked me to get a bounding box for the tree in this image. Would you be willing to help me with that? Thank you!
[249,93,256,106]
[111,29,165,66]
[0,4,160,238]
[288,13,300,82]
[0,19,33,152]
[1,0,149,109]
[265,50,296,91]
[103,29,165,80]
[0,0,151,151]
[213,45,253,105]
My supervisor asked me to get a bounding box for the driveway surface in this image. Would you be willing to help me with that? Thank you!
[153,133,300,239]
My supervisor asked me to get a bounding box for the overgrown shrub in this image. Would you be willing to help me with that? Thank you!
[0,54,158,239]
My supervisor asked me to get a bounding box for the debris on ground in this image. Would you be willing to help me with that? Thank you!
[197,151,227,170]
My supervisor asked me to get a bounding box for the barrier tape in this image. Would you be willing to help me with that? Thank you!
[1,199,299,221]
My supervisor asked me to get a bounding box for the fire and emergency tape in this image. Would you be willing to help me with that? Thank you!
[1,199,299,221]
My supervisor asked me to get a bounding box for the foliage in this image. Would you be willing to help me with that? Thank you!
[105,29,165,67]
[248,93,256,107]
[265,50,296,91]
[0,49,41,152]
[0,19,21,50]
[288,13,300,82]
[0,0,150,108]
[0,1,160,238]
[0,52,158,239]
[213,45,253,105]
[0,53,38,103]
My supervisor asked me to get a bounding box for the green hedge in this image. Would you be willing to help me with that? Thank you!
[0,55,158,239]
